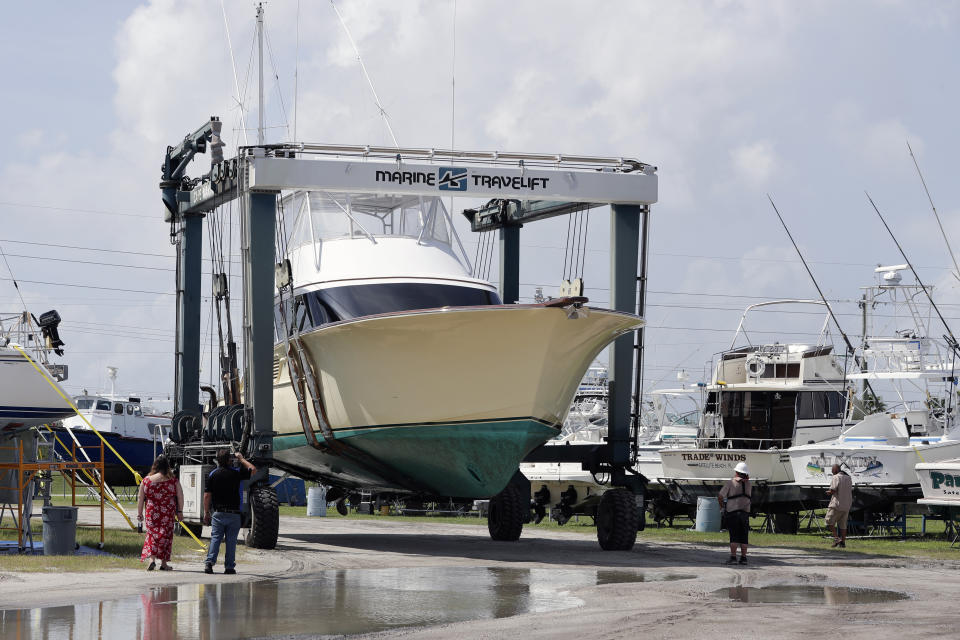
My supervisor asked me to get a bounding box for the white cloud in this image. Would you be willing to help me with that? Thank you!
[731,140,777,187]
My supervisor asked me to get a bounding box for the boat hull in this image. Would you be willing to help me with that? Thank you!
[50,427,159,486]
[789,440,960,489]
[659,448,795,484]
[272,305,642,498]
[0,348,73,431]
[917,458,960,504]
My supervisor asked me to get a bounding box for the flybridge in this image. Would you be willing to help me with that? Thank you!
[182,143,657,215]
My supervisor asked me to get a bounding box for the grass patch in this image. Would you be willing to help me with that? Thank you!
[0,524,207,572]
[293,508,960,560]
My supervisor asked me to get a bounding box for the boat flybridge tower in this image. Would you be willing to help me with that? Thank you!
[160,118,657,549]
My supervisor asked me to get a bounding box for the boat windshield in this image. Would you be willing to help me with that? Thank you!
[276,283,501,336]
[75,398,94,410]
[281,191,471,268]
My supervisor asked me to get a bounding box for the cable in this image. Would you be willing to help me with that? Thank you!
[0,200,153,219]
[0,242,28,313]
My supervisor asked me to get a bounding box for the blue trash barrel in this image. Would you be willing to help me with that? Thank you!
[42,506,78,555]
[695,496,722,532]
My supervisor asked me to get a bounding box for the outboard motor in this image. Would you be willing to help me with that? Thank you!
[37,310,65,356]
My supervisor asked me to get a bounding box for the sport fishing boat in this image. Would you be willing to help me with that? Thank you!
[787,266,960,510]
[659,300,852,511]
[271,191,642,499]
[0,310,72,433]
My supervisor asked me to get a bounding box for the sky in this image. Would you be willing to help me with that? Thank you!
[1,0,960,403]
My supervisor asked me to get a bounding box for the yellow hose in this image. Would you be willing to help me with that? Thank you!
[13,345,207,550]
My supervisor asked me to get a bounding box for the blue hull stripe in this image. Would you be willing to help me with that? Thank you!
[0,405,70,412]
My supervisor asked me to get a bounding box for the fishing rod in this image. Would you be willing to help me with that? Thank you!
[907,141,960,283]
[767,196,873,384]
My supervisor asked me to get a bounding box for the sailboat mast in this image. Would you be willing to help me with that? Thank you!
[257,3,265,145]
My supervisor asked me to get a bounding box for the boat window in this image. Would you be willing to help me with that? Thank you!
[134,406,143,417]
[126,404,134,415]
[76,399,94,410]
[114,403,124,415]
[311,283,500,322]
[281,191,471,270]
[719,391,797,448]
[96,400,111,411]
[797,391,847,420]
[760,362,802,379]
[276,284,501,333]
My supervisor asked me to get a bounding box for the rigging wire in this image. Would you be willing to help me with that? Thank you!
[293,0,301,140]
[263,25,291,139]
[220,0,249,147]
[907,140,960,282]
[0,241,28,314]
[330,0,400,147]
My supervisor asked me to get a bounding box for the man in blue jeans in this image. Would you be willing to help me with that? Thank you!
[204,449,256,574]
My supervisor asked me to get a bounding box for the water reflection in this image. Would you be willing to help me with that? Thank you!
[0,567,657,639]
[721,585,908,605]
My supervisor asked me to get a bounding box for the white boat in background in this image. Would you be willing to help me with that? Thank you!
[787,266,960,509]
[917,458,960,504]
[269,191,642,500]
[52,367,172,485]
[0,310,73,433]
[659,300,852,511]
[634,386,701,486]
[916,459,960,527]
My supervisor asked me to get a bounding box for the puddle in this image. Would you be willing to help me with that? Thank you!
[596,570,695,585]
[0,567,671,639]
[717,585,909,605]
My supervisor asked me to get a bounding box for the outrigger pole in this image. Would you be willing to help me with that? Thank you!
[767,196,873,386]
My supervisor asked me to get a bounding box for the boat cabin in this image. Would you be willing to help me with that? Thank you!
[702,344,850,449]
[68,395,170,441]
[275,192,500,338]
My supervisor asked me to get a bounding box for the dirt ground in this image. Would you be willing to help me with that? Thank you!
[1,512,958,639]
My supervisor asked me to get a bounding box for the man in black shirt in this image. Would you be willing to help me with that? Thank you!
[204,448,256,574]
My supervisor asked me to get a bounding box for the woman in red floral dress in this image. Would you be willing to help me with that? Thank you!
[137,456,184,570]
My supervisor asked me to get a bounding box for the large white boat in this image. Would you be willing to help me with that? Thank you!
[787,266,960,509]
[659,301,852,511]
[50,368,172,485]
[270,191,642,500]
[0,310,73,433]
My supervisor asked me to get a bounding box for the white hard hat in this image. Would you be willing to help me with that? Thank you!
[734,462,750,475]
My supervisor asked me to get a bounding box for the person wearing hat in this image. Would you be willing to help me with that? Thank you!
[825,463,853,548]
[718,461,752,565]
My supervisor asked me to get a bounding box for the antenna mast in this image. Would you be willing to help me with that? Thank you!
[257,3,265,145]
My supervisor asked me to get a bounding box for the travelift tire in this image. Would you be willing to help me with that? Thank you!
[596,488,639,551]
[248,484,280,549]
[487,485,525,541]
